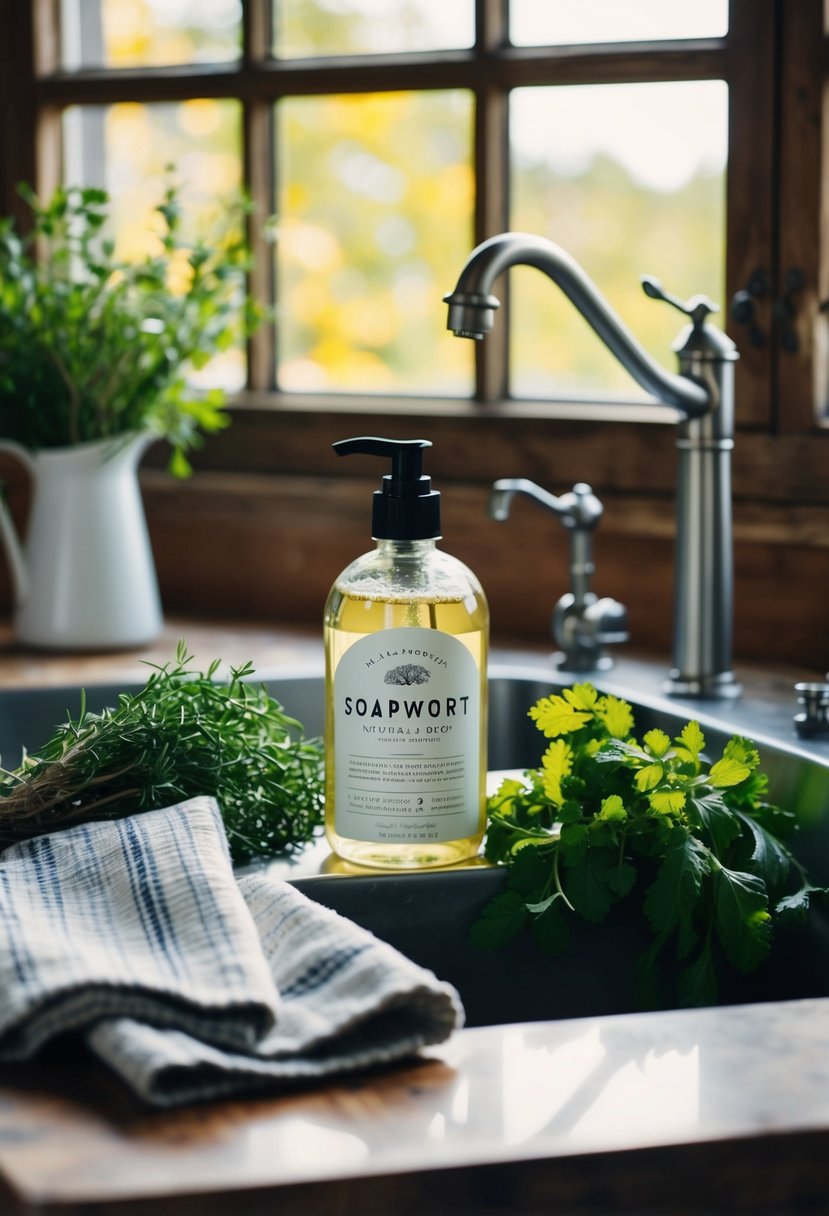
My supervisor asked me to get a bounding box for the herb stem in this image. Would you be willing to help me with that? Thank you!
[552,845,575,912]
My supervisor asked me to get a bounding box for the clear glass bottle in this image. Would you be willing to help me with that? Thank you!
[324,439,489,870]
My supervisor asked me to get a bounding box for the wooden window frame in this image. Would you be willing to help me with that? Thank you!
[13,0,768,415]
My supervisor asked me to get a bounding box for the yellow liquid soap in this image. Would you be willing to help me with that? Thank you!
[324,580,488,870]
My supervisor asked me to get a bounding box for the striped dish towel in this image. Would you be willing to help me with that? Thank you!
[0,797,463,1107]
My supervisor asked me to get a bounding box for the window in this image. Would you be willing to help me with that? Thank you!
[3,0,829,670]
[24,0,737,407]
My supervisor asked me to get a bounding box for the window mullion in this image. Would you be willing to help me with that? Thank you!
[243,100,276,392]
[242,0,270,64]
[476,0,508,51]
[474,0,509,403]
[242,0,275,392]
[473,88,509,404]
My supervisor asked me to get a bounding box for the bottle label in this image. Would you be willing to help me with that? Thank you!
[333,627,481,844]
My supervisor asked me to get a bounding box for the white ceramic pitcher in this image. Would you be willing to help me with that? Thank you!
[0,434,163,650]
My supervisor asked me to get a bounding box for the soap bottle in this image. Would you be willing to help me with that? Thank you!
[324,436,489,870]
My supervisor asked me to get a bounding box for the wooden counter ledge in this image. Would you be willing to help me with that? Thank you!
[1,1000,829,1214]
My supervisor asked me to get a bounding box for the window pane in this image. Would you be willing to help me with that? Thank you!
[511,0,727,46]
[61,0,241,69]
[63,100,246,391]
[273,0,473,57]
[277,91,474,395]
[509,81,727,400]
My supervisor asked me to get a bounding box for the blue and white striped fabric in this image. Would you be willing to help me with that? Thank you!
[0,797,463,1106]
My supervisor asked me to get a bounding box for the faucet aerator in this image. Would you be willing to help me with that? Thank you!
[443,290,500,341]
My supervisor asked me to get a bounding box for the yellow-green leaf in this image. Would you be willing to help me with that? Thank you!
[529,695,591,738]
[595,694,634,739]
[563,683,599,711]
[494,777,527,800]
[635,762,664,792]
[649,789,687,815]
[643,728,671,758]
[510,836,556,856]
[722,737,760,771]
[708,756,752,788]
[676,720,705,760]
[541,738,573,805]
[490,777,528,818]
[598,794,627,822]
[169,447,192,478]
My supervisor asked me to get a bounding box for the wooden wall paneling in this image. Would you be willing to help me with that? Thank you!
[140,470,829,671]
[159,404,829,504]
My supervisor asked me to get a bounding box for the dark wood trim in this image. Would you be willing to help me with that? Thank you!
[33,44,730,107]
[725,0,776,429]
[147,400,829,504]
[777,0,828,429]
[0,1,38,225]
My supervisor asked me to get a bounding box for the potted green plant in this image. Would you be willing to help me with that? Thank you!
[0,178,263,651]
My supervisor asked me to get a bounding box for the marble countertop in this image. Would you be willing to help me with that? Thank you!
[0,621,828,1214]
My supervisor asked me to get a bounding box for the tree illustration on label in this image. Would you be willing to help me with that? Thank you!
[384,664,431,686]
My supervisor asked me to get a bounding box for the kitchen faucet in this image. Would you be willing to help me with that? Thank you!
[489,478,628,674]
[444,232,740,699]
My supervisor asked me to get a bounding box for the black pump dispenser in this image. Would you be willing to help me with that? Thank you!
[333,436,441,541]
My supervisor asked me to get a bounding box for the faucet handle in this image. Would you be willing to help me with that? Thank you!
[641,275,718,330]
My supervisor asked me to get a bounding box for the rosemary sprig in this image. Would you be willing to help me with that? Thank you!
[0,641,324,864]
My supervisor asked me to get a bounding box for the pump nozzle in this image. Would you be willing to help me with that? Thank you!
[334,436,431,482]
[333,436,441,540]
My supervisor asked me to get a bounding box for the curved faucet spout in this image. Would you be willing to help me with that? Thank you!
[445,230,741,699]
[443,232,710,418]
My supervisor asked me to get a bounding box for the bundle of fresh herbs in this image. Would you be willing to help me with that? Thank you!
[473,682,826,1007]
[0,177,265,474]
[0,643,324,864]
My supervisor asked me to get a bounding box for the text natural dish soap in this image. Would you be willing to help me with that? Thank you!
[324,436,489,870]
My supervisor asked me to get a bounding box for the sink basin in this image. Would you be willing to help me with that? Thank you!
[2,663,829,1027]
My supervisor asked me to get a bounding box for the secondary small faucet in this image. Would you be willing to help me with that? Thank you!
[490,478,628,673]
[444,231,741,699]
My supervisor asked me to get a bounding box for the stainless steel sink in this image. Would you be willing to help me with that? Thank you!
[2,662,829,1027]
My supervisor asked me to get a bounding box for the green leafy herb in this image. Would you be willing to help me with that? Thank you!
[0,641,323,864]
[0,176,267,473]
[475,682,827,1006]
